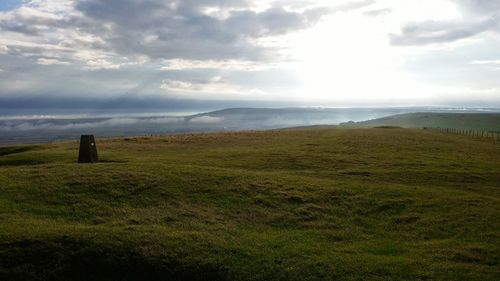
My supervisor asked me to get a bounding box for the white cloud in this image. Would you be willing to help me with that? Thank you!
[161,76,230,93]
[160,76,269,100]
[36,57,70,65]
[83,59,121,70]
[160,59,282,71]
[471,59,500,65]
[0,45,8,54]
[388,0,500,46]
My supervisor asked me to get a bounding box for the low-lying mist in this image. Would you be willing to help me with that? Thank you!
[1,107,498,145]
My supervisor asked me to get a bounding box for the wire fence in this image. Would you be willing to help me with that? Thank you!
[423,127,500,141]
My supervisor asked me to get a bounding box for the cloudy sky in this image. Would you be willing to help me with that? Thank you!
[0,0,499,113]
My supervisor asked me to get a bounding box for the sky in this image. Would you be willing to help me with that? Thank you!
[0,0,500,113]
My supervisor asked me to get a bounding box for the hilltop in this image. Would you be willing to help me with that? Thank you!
[340,112,500,131]
[1,128,499,280]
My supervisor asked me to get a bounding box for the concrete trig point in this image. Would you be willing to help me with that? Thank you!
[78,135,99,163]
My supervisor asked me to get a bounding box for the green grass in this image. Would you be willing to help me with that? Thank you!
[341,112,500,131]
[0,128,499,280]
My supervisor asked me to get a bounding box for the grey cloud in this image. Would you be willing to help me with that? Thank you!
[332,0,375,12]
[455,0,500,15]
[226,8,312,37]
[390,0,500,46]
[0,6,71,36]
[364,8,391,17]
[0,0,333,66]
[391,18,498,46]
[73,0,331,61]
[0,0,364,101]
[1,22,41,35]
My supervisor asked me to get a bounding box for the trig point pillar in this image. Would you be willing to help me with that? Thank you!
[78,135,99,163]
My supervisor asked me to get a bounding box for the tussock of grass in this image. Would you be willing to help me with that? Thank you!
[0,128,499,280]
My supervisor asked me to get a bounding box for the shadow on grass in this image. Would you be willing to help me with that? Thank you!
[98,159,128,163]
[0,237,226,281]
[0,158,49,167]
[0,146,49,166]
[0,146,39,157]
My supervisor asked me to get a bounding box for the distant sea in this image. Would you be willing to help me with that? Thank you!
[1,107,499,146]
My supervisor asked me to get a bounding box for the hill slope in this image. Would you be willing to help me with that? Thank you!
[1,128,499,280]
[340,112,500,131]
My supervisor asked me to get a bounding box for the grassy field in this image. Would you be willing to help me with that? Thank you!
[340,112,500,131]
[0,128,499,280]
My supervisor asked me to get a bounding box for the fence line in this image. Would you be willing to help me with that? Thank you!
[423,127,500,141]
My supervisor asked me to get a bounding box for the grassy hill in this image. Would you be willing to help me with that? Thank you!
[0,128,499,280]
[340,112,500,131]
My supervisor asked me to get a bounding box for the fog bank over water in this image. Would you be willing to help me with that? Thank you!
[2,107,499,146]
